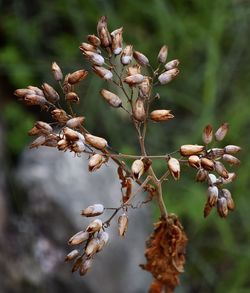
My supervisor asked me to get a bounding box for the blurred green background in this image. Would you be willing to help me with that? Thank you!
[1,0,250,292]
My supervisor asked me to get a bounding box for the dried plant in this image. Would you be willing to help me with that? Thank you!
[14,16,241,292]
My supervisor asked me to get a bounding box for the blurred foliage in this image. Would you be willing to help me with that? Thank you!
[1,0,250,292]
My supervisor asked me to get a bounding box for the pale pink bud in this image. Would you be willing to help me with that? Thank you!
[201,158,214,171]
[133,51,149,66]
[68,70,88,84]
[188,155,201,168]
[79,42,100,53]
[51,62,63,81]
[196,169,208,182]
[202,124,213,144]
[92,66,113,80]
[86,219,102,233]
[217,197,228,217]
[157,45,168,63]
[118,213,128,237]
[214,123,229,141]
[224,145,241,154]
[214,161,229,179]
[207,173,218,185]
[180,144,205,156]
[222,189,235,210]
[222,154,240,166]
[207,186,219,206]
[97,231,109,251]
[63,127,80,141]
[133,98,146,122]
[42,83,59,104]
[100,89,122,108]
[168,157,180,180]
[124,74,144,86]
[121,45,133,65]
[81,204,104,217]
[71,140,85,153]
[164,59,180,70]
[207,148,224,159]
[97,16,112,48]
[150,109,174,122]
[87,34,101,47]
[65,249,79,262]
[14,88,36,98]
[131,159,144,179]
[35,121,53,134]
[158,68,179,85]
[127,64,141,76]
[27,86,44,96]
[23,94,47,106]
[85,238,100,257]
[111,27,123,55]
[85,133,108,150]
[83,51,105,66]
[68,231,89,245]
[88,154,105,172]
[66,116,85,128]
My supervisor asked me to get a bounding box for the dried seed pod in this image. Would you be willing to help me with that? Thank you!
[138,77,151,98]
[214,161,229,178]
[196,169,208,182]
[97,16,112,48]
[51,62,63,81]
[150,109,174,122]
[202,124,213,144]
[29,136,46,148]
[133,51,149,66]
[118,213,128,237]
[86,219,102,233]
[35,121,53,134]
[224,145,241,154]
[88,154,105,172]
[71,256,83,273]
[57,139,69,151]
[168,158,180,180]
[100,89,122,108]
[65,249,79,262]
[215,123,229,141]
[28,126,40,136]
[124,74,144,86]
[207,148,224,159]
[207,186,219,206]
[201,158,214,171]
[85,133,108,150]
[66,92,80,104]
[222,189,235,210]
[221,172,237,185]
[164,59,180,70]
[207,173,217,185]
[131,159,144,179]
[63,127,80,141]
[111,27,123,55]
[42,83,59,104]
[66,117,85,128]
[68,70,88,84]
[222,154,240,166]
[51,109,68,123]
[217,197,228,217]
[180,144,205,156]
[157,45,168,63]
[83,51,105,66]
[23,94,47,106]
[63,74,73,93]
[127,64,141,76]
[79,42,100,53]
[68,231,89,245]
[188,155,201,168]
[87,34,101,47]
[79,258,93,276]
[27,86,44,96]
[85,238,100,257]
[121,45,133,65]
[97,231,109,251]
[92,66,113,80]
[133,98,146,122]
[81,204,104,217]
[71,140,85,153]
[158,68,179,85]
[14,88,36,98]
[43,134,59,147]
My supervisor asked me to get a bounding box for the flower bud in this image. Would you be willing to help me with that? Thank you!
[214,161,228,178]
[23,94,47,106]
[92,66,113,80]
[71,140,85,153]
[131,159,144,179]
[71,256,83,273]
[87,34,101,47]
[138,76,151,98]
[201,158,214,171]
[88,154,105,172]
[157,45,168,63]
[68,231,89,245]
[221,172,236,185]
[202,124,213,144]
[51,109,68,123]
[164,59,180,70]
[68,70,88,84]
[158,68,179,85]
[65,249,79,262]
[222,189,235,210]
[150,110,174,122]
[66,117,85,128]
[133,51,149,66]
[118,213,128,237]
[127,64,141,76]
[29,136,46,148]
[85,133,108,150]
[207,148,224,159]
[28,126,40,136]
[51,62,63,81]
[111,27,123,55]
[27,86,44,96]
[14,88,36,98]
[207,173,217,185]
[196,169,208,182]
[63,127,80,141]
[168,157,180,180]
[224,145,241,154]
[79,259,93,276]
[63,74,73,93]
[57,139,69,151]
[207,186,219,206]
[43,134,59,147]
[217,197,228,217]
[100,89,122,108]
[86,219,102,233]
[188,155,201,168]
[97,16,112,48]
[133,98,146,122]
[42,83,59,104]
[121,45,133,65]
[35,121,53,134]
[83,51,105,66]
[214,123,229,141]
[79,42,100,53]
[124,74,144,86]
[85,238,100,257]
[65,92,80,104]
[81,204,104,217]
[97,231,109,251]
[180,144,205,156]
[222,154,240,166]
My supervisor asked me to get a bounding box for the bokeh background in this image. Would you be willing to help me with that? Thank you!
[1,0,250,292]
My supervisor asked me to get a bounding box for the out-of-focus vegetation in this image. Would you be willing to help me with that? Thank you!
[1,0,250,292]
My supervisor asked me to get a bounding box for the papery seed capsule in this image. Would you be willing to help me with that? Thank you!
[85,133,108,150]
[188,155,201,168]
[27,86,44,96]
[63,74,73,93]
[66,117,85,128]
[88,154,105,172]
[57,139,68,151]
[215,123,229,141]
[28,126,40,136]
[124,74,144,86]
[222,154,240,166]
[207,148,224,159]
[29,136,46,148]
[42,83,59,104]
[66,92,80,104]
[214,161,229,178]
[71,140,85,153]
[92,66,113,80]
[221,172,236,185]
[157,45,168,64]
[63,127,79,141]
[118,213,128,237]
[51,62,63,81]
[224,145,241,154]
[51,109,68,123]
[86,219,102,233]
[71,256,83,273]
[217,197,228,217]
[150,110,174,122]
[168,157,180,180]
[164,59,180,70]
[79,42,100,53]
[201,158,214,171]
[133,51,149,66]
[35,121,53,134]
[127,64,141,76]
[207,173,217,185]
[85,238,100,257]
[207,186,219,206]
[138,77,151,98]
[158,68,179,85]
[121,45,133,65]
[68,231,89,245]
[81,204,104,217]
[14,88,35,98]
[202,124,213,144]
[196,169,208,182]
[131,159,144,179]
[87,34,101,47]
[133,98,146,122]
[204,201,213,218]
[68,70,88,84]
[79,258,93,276]
[97,231,109,251]
[180,145,205,156]
[65,249,79,262]
[44,134,59,147]
[111,27,123,55]
[83,51,105,66]
[97,16,112,48]
[24,94,47,106]
[100,89,122,108]
[222,189,235,210]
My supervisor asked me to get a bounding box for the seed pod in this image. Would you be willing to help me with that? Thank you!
[217,197,228,217]
[92,66,113,80]
[83,51,105,66]
[79,42,100,53]
[51,62,63,81]
[88,154,105,172]
[43,134,59,147]
[201,158,214,171]
[158,68,179,85]
[164,59,180,70]
[85,238,100,257]
[131,159,144,179]
[133,51,149,66]
[87,34,101,47]
[68,70,88,84]
[138,77,151,98]
[68,231,89,245]
[51,109,68,123]
[202,124,213,144]
[97,231,109,251]
[81,204,104,217]
[100,89,122,108]
[63,74,73,93]
[118,213,128,237]
[207,173,217,185]
[180,144,205,156]
[150,110,174,122]
[65,249,79,262]
[28,126,40,136]
[57,139,69,151]
[133,98,146,122]
[85,133,108,150]
[204,201,213,218]
[222,189,235,210]
[188,155,201,168]
[66,92,80,104]
[221,172,237,185]
[66,117,85,128]
[196,169,208,182]
[63,127,79,141]
[168,157,180,180]
[207,186,219,206]
[121,45,133,65]
[207,148,224,159]
[42,83,59,104]
[79,258,93,276]
[71,256,83,273]
[86,219,102,233]
[29,136,46,148]
[97,16,112,48]
[111,27,123,55]
[214,161,228,178]
[23,94,47,106]
[71,140,85,153]
[124,74,144,86]
[222,154,240,166]
[215,123,229,141]
[157,45,168,63]
[127,64,141,76]
[35,121,53,134]
[14,88,36,98]
[27,86,44,96]
[224,145,241,154]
